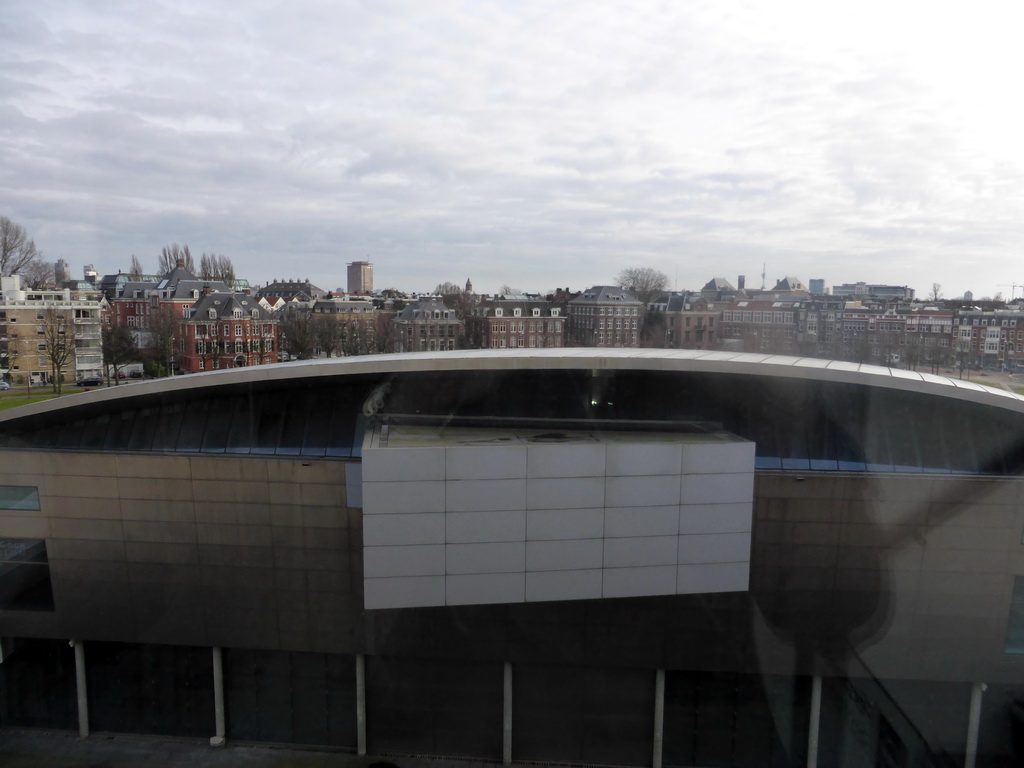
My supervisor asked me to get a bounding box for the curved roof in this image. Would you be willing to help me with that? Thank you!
[3,348,1022,425]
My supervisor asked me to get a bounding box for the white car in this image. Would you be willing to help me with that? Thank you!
[0,381,10,391]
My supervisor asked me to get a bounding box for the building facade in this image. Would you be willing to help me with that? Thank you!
[346,261,373,295]
[395,298,462,352]
[177,291,278,373]
[465,299,564,349]
[0,275,104,385]
[720,299,804,355]
[567,286,641,347]
[955,309,1024,371]
[2,350,1024,765]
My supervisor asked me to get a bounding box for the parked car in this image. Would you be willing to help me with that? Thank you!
[77,376,104,387]
[129,370,143,379]
[0,381,10,391]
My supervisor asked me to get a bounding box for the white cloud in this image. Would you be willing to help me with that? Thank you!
[1,0,1023,297]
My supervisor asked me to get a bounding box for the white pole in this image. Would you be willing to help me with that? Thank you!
[965,682,986,768]
[356,654,366,756]
[72,640,89,738]
[503,662,513,766]
[210,647,225,746]
[653,669,665,768]
[807,675,822,768]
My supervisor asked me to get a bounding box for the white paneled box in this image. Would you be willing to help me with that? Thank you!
[361,423,754,609]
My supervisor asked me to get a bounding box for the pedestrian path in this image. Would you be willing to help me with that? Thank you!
[0,729,505,768]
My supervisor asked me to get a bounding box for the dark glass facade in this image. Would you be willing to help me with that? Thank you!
[0,355,1021,766]
[1,369,1022,475]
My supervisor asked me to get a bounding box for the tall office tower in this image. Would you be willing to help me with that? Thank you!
[347,261,373,294]
[54,259,70,285]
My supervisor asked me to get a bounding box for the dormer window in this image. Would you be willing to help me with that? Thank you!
[207,309,217,319]
[513,308,521,317]
[532,308,540,317]
[232,309,242,319]
[495,308,503,317]
[551,309,560,317]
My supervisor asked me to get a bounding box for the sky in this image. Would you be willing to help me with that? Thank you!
[3,1,1024,299]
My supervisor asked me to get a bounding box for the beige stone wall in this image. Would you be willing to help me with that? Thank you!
[0,451,361,653]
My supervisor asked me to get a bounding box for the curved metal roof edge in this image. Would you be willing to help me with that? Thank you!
[3,348,1023,424]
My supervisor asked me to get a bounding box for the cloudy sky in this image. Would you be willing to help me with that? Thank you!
[3,1,1024,298]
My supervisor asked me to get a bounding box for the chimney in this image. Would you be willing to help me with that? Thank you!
[203,287,211,295]
[177,259,185,269]
[738,275,745,290]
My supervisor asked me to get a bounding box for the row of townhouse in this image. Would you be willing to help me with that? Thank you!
[109,261,280,374]
[715,298,1024,370]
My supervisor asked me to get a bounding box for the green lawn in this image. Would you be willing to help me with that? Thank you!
[0,393,62,411]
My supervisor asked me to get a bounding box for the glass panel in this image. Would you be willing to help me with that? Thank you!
[0,486,40,511]
[277,391,309,456]
[80,413,109,450]
[150,402,185,451]
[325,398,356,458]
[0,538,54,611]
[300,389,333,457]
[201,399,233,453]
[175,400,209,452]
[127,406,158,452]
[55,419,85,450]
[1005,576,1024,653]
[225,396,254,454]
[252,392,286,454]
[103,409,137,451]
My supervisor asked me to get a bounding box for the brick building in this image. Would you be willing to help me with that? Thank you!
[395,298,463,352]
[567,286,641,347]
[178,291,278,373]
[465,297,564,349]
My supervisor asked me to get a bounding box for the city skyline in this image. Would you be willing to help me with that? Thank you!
[4,1,1024,298]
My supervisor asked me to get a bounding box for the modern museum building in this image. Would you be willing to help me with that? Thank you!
[0,348,1023,767]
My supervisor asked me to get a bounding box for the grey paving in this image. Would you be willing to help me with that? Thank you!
[0,729,504,768]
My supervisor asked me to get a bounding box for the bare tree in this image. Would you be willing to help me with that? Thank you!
[102,322,139,384]
[373,312,397,354]
[199,253,236,282]
[278,310,316,359]
[312,314,342,357]
[930,283,943,302]
[0,216,43,276]
[21,258,55,289]
[128,254,144,280]
[158,243,194,274]
[615,267,669,307]
[40,308,75,394]
[145,304,180,377]
[434,282,477,320]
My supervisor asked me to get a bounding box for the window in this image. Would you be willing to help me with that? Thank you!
[0,486,40,511]
[0,538,53,611]
[235,325,242,337]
